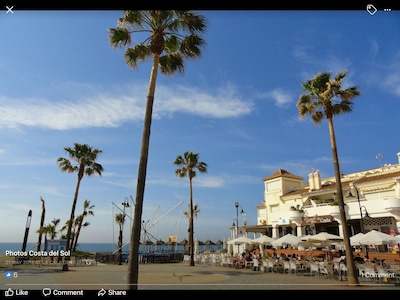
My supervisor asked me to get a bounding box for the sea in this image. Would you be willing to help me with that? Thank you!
[0,242,223,254]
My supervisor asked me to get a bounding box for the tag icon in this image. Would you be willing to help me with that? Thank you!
[366,4,377,15]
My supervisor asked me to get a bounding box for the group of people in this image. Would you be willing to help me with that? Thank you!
[233,248,261,269]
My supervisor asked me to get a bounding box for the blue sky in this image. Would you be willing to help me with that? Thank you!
[0,10,399,246]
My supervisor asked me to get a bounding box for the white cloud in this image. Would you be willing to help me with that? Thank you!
[155,85,254,118]
[0,95,141,130]
[259,88,293,108]
[146,175,225,188]
[383,72,400,96]
[194,176,225,188]
[0,83,254,131]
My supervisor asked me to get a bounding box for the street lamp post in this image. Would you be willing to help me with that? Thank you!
[347,184,368,233]
[235,202,239,238]
[118,198,131,265]
[234,202,246,253]
[22,210,32,252]
[360,206,370,226]
[232,218,238,238]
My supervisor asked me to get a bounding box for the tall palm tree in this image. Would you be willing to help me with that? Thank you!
[174,151,208,266]
[36,197,46,251]
[296,70,361,285]
[57,143,103,270]
[115,213,126,265]
[108,10,207,288]
[72,199,95,251]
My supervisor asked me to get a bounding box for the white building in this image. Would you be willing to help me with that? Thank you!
[238,151,400,239]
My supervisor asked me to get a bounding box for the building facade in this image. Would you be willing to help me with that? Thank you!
[238,152,400,240]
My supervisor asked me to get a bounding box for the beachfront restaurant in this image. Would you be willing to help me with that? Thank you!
[230,151,400,256]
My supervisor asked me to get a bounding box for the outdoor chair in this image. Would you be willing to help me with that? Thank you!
[210,254,221,266]
[226,256,234,268]
[283,260,290,274]
[262,259,272,272]
[252,258,261,271]
[376,265,390,284]
[319,263,329,279]
[333,262,340,277]
[355,262,366,281]
[309,261,320,277]
[288,260,298,275]
[271,259,282,273]
[201,255,210,266]
[363,264,377,283]
[220,255,227,267]
[244,259,253,269]
[325,263,336,280]
[339,263,347,281]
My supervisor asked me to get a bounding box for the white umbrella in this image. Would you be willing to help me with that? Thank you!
[250,235,275,257]
[350,232,365,246]
[358,230,400,246]
[358,230,400,265]
[271,233,302,248]
[305,232,343,243]
[194,237,199,255]
[227,236,253,255]
[249,235,275,245]
[300,234,313,241]
[227,236,253,245]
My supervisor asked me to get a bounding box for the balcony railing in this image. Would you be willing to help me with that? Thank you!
[383,197,400,212]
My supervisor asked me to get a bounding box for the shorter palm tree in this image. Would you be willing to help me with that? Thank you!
[174,151,207,266]
[37,218,61,251]
[115,213,126,265]
[57,143,103,253]
[183,203,200,219]
[182,203,200,255]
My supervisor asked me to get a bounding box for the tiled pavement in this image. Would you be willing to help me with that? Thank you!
[2,261,400,292]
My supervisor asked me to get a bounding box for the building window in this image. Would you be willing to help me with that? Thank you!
[305,225,313,235]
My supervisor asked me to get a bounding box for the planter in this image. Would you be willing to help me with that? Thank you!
[288,210,304,220]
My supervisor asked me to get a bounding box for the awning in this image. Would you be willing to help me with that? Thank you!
[242,224,272,234]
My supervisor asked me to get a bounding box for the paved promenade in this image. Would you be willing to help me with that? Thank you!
[2,261,400,292]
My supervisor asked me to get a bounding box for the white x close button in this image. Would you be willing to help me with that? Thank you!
[6,6,14,14]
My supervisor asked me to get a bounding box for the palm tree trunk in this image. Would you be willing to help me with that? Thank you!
[328,117,359,285]
[189,177,195,266]
[118,227,123,265]
[72,217,83,252]
[63,175,82,271]
[37,198,46,251]
[66,176,82,252]
[128,54,159,290]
